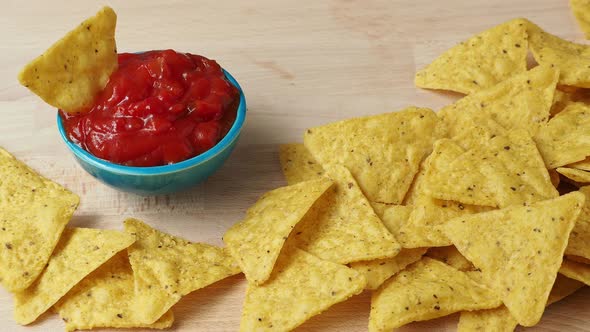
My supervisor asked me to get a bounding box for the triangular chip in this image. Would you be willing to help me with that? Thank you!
[54,252,174,332]
[240,247,365,331]
[443,192,585,326]
[14,227,134,325]
[290,164,401,264]
[17,7,118,112]
[0,148,79,292]
[369,257,501,331]
[571,0,590,39]
[438,65,559,139]
[535,102,590,168]
[279,144,324,185]
[569,157,590,171]
[558,167,590,183]
[559,259,590,285]
[567,187,590,261]
[350,248,427,290]
[414,18,528,94]
[423,130,558,208]
[223,177,332,284]
[457,273,584,332]
[527,20,590,87]
[304,107,445,204]
[425,246,476,272]
[125,219,240,324]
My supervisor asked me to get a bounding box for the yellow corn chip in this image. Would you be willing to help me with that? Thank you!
[569,156,590,171]
[536,102,590,168]
[558,167,590,183]
[290,164,401,264]
[370,203,413,239]
[571,0,590,39]
[279,143,324,185]
[438,65,559,139]
[55,252,174,332]
[350,248,427,290]
[457,273,584,332]
[426,246,476,272]
[423,130,558,208]
[369,257,501,331]
[125,219,240,324]
[415,18,528,94]
[17,7,117,113]
[527,20,590,87]
[560,259,590,285]
[0,148,79,292]
[240,247,365,331]
[224,178,331,284]
[14,227,134,325]
[444,192,585,326]
[304,107,445,204]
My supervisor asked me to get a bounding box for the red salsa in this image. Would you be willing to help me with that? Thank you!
[60,50,240,167]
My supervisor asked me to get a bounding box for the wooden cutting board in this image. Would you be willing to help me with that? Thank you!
[1,0,589,331]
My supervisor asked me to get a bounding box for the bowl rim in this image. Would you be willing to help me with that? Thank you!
[57,68,247,176]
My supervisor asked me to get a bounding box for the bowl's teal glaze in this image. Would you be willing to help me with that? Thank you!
[57,69,246,195]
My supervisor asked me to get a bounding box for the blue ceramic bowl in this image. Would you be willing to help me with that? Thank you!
[57,69,246,195]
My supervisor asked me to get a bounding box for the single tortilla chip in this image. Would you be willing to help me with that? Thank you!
[370,203,413,239]
[535,102,590,168]
[569,157,590,171]
[0,147,79,292]
[369,257,501,331]
[279,144,324,185]
[350,248,427,290]
[14,227,134,325]
[426,246,476,272]
[457,273,584,332]
[560,259,590,285]
[17,6,118,112]
[240,247,365,331]
[415,18,528,94]
[438,65,558,140]
[444,192,585,326]
[55,252,174,332]
[125,219,241,324]
[223,178,332,284]
[290,164,401,264]
[527,20,590,87]
[423,130,558,208]
[571,0,590,39]
[304,107,445,204]
[557,167,590,183]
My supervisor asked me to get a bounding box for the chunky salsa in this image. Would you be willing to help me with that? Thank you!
[60,50,239,167]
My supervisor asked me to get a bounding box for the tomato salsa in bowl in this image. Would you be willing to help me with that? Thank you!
[57,50,246,195]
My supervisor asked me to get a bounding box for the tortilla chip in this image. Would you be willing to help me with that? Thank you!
[369,257,501,331]
[438,65,559,139]
[569,156,590,171]
[290,164,401,264]
[572,0,590,39]
[560,259,590,285]
[125,219,241,324]
[457,273,584,332]
[17,6,117,112]
[370,203,413,239]
[423,130,558,208]
[527,20,590,87]
[350,248,427,290]
[414,18,528,94]
[426,246,476,272]
[0,148,80,292]
[443,192,585,326]
[224,178,332,285]
[535,102,590,168]
[240,247,365,331]
[304,107,445,204]
[558,167,590,183]
[279,143,324,185]
[55,252,174,332]
[14,227,134,325]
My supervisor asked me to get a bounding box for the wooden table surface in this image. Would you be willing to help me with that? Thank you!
[1,0,589,331]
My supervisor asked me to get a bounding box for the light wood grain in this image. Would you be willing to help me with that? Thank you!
[0,0,589,331]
